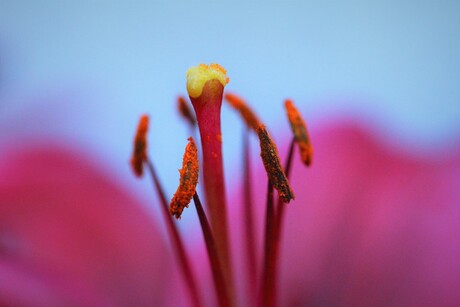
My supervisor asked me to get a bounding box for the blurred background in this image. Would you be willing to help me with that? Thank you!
[1,0,459,222]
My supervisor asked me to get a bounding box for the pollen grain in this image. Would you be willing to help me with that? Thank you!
[285,99,313,166]
[170,137,200,219]
[257,125,295,203]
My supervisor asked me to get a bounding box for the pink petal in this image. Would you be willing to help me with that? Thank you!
[0,144,171,306]
[279,122,460,306]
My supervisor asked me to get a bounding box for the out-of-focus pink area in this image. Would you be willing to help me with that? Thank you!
[0,121,459,306]
[259,122,460,305]
[0,145,171,306]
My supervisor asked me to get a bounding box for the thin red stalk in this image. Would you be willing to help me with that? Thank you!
[276,138,296,228]
[193,193,230,307]
[145,159,201,307]
[260,138,296,307]
[260,181,275,307]
[243,127,258,299]
[272,138,296,306]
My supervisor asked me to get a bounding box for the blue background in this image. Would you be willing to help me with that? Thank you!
[1,1,459,214]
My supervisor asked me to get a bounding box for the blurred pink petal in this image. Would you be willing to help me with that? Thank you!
[277,122,460,306]
[1,121,459,307]
[0,144,170,306]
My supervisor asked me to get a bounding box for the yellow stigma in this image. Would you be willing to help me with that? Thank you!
[186,63,229,98]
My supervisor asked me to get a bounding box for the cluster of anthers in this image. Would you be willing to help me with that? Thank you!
[130,63,313,307]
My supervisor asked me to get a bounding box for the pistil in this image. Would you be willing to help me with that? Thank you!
[186,64,234,305]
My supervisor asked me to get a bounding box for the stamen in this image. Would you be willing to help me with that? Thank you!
[260,138,296,307]
[130,116,202,307]
[224,92,260,297]
[224,93,261,132]
[177,96,197,127]
[145,159,202,307]
[170,138,199,219]
[224,92,260,290]
[285,99,313,166]
[257,125,295,203]
[130,114,149,177]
